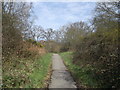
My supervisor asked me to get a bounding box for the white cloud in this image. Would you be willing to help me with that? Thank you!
[33,2,96,29]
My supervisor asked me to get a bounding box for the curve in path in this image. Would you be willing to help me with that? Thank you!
[49,54,77,88]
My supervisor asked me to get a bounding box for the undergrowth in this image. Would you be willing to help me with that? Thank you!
[60,52,100,88]
[3,53,52,88]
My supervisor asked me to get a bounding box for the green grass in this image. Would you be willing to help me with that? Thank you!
[28,53,52,88]
[3,53,52,88]
[60,52,99,88]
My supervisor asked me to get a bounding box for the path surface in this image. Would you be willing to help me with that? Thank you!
[49,54,77,88]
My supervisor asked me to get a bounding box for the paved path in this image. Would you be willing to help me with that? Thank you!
[49,54,77,88]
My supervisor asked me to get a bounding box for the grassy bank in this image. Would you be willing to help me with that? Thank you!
[3,53,52,88]
[60,52,99,88]
[29,53,52,88]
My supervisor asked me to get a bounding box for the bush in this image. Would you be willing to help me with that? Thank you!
[73,29,119,88]
[27,39,44,48]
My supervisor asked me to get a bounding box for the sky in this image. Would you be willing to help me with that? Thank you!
[32,2,96,30]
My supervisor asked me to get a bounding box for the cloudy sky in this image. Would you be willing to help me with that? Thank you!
[32,2,96,30]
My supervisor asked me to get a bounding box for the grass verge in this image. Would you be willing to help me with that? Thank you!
[29,53,52,88]
[3,53,52,88]
[60,52,99,88]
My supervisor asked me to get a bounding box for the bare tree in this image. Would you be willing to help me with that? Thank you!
[40,28,55,41]
[2,2,33,58]
[59,21,90,50]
